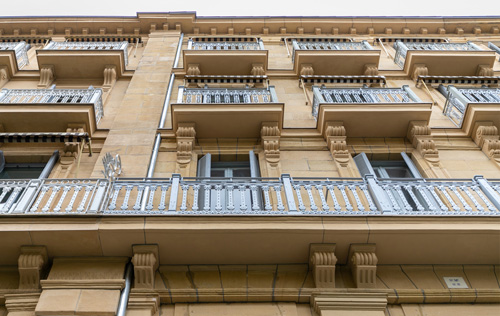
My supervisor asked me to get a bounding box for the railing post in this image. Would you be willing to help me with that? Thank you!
[168,174,181,212]
[364,175,394,214]
[269,86,278,103]
[488,42,500,60]
[467,41,482,51]
[402,85,422,102]
[474,176,500,211]
[12,180,42,214]
[187,38,193,50]
[177,86,185,103]
[362,40,374,50]
[281,174,298,213]
[87,180,110,214]
[258,39,265,50]
[0,89,8,102]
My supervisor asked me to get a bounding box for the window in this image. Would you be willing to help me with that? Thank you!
[197,151,261,211]
[353,152,422,179]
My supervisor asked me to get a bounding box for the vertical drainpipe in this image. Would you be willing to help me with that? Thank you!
[116,262,133,316]
[141,33,184,211]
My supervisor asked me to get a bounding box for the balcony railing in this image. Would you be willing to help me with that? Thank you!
[187,38,265,50]
[1,175,499,216]
[291,39,374,63]
[311,86,422,118]
[393,41,483,68]
[177,86,278,104]
[0,88,104,123]
[43,41,129,66]
[441,86,500,127]
[0,41,29,69]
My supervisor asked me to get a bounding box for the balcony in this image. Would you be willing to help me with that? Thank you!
[394,41,496,77]
[36,41,128,80]
[290,39,380,76]
[1,175,499,215]
[0,88,103,134]
[183,37,268,75]
[0,41,29,75]
[171,86,283,138]
[312,86,432,137]
[442,86,500,131]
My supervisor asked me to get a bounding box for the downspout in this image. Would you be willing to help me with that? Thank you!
[141,33,184,210]
[116,262,133,316]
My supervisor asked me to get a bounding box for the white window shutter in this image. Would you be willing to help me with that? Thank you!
[353,152,375,177]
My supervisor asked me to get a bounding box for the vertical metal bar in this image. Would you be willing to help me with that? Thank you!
[269,86,278,103]
[281,174,298,212]
[140,133,162,211]
[168,174,181,212]
[474,176,500,211]
[38,150,59,179]
[173,33,184,68]
[402,85,422,102]
[364,175,394,214]
[116,262,133,316]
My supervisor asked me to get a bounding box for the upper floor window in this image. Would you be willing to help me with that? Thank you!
[353,152,422,179]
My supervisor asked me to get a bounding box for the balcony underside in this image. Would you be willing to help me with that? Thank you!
[0,104,97,135]
[171,103,284,138]
[0,216,498,266]
[404,51,496,77]
[293,50,381,75]
[317,103,432,137]
[462,103,500,136]
[183,50,268,75]
[0,52,20,76]
[36,50,126,79]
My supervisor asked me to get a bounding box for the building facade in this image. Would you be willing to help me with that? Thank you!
[0,13,499,316]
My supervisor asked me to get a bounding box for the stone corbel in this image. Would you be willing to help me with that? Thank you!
[310,244,337,288]
[0,66,10,88]
[38,65,55,88]
[53,125,85,178]
[176,123,196,166]
[473,123,500,166]
[132,245,159,289]
[412,64,428,85]
[300,63,314,76]
[102,65,117,93]
[407,121,439,166]
[348,244,378,288]
[363,63,379,76]
[187,64,201,75]
[251,63,265,76]
[18,246,48,290]
[477,64,494,77]
[126,292,160,316]
[261,122,280,166]
[324,122,349,165]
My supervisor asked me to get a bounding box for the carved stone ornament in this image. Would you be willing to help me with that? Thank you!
[176,123,196,165]
[38,65,55,88]
[18,246,48,290]
[413,64,428,84]
[477,64,494,76]
[363,63,379,76]
[348,244,378,288]
[251,63,265,76]
[261,122,280,166]
[103,64,117,92]
[0,66,10,88]
[407,121,439,165]
[474,124,500,164]
[187,64,201,75]
[300,63,314,76]
[324,122,350,164]
[102,152,122,179]
[132,245,159,289]
[310,244,337,288]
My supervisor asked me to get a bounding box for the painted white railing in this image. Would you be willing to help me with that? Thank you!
[0,41,29,69]
[43,41,129,65]
[394,41,483,68]
[187,38,264,50]
[311,86,422,118]
[177,86,278,103]
[0,88,104,123]
[291,39,374,62]
[0,175,499,216]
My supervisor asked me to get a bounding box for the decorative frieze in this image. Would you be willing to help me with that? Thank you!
[132,245,159,289]
[261,122,280,166]
[348,244,378,288]
[310,244,337,288]
[311,292,387,316]
[176,123,196,165]
[18,246,48,290]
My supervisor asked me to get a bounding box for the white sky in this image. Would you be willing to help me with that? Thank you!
[1,0,499,17]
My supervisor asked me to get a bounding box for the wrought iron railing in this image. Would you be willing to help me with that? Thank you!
[187,38,265,50]
[43,41,129,66]
[0,88,104,123]
[311,86,422,118]
[0,175,499,216]
[441,86,500,127]
[291,39,374,63]
[177,86,278,104]
[0,41,30,69]
[393,41,483,68]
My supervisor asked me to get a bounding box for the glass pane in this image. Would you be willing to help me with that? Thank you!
[210,169,226,177]
[385,167,413,178]
[232,167,251,177]
[0,166,44,179]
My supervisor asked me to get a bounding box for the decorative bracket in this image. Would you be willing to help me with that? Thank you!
[364,63,379,76]
[473,123,500,166]
[38,65,55,88]
[187,64,201,75]
[0,66,10,88]
[309,244,337,288]
[261,122,280,166]
[18,246,48,290]
[103,65,117,93]
[407,121,439,165]
[324,122,350,165]
[348,244,378,288]
[132,245,159,289]
[300,63,314,76]
[477,65,494,77]
[176,123,196,165]
[251,63,265,76]
[413,64,428,85]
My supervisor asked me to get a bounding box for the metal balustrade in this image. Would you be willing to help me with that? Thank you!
[0,175,499,216]
[441,86,500,127]
[177,86,278,104]
[0,41,29,69]
[291,39,374,63]
[311,86,422,118]
[393,41,483,68]
[0,88,104,123]
[43,41,129,66]
[187,38,264,50]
